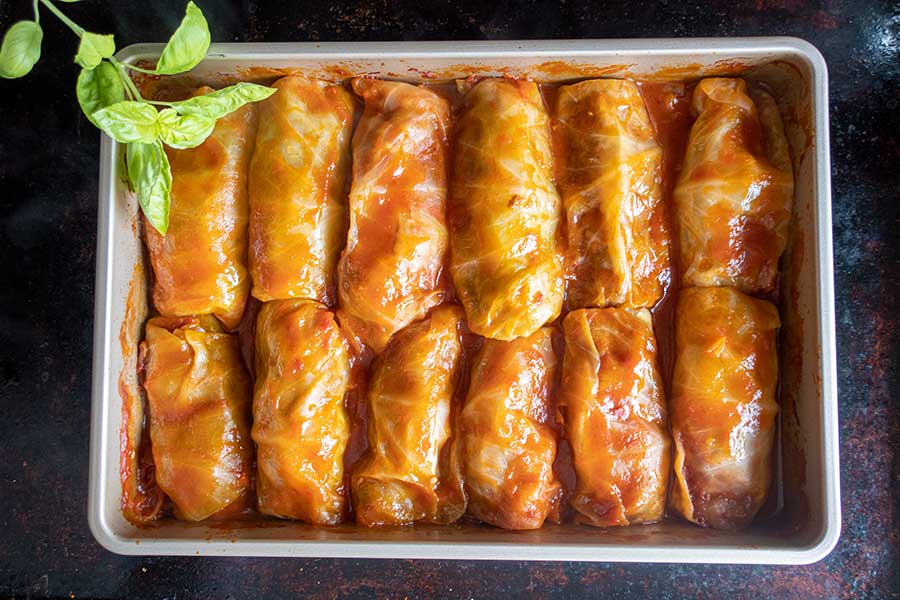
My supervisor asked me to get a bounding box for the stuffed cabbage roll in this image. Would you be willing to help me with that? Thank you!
[337,79,451,352]
[141,315,253,521]
[674,78,794,293]
[555,79,669,309]
[145,87,257,330]
[449,79,564,340]
[248,76,354,303]
[560,308,670,526]
[252,299,350,524]
[459,327,560,529]
[670,286,780,530]
[352,305,466,526]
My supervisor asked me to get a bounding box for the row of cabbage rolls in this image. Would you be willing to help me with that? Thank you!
[137,75,792,531]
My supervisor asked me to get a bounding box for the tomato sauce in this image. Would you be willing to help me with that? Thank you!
[125,71,791,531]
[637,81,696,390]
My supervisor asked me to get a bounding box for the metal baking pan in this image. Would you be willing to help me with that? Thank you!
[88,38,838,563]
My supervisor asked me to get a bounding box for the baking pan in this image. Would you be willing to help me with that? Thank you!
[88,38,838,563]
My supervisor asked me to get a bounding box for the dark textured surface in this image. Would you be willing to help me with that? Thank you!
[0,0,898,598]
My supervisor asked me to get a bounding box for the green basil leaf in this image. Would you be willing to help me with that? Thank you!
[76,62,125,128]
[74,32,115,70]
[0,21,43,79]
[157,107,215,149]
[92,100,159,144]
[127,141,171,235]
[168,81,276,119]
[154,1,210,75]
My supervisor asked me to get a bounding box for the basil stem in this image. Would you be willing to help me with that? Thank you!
[38,0,84,37]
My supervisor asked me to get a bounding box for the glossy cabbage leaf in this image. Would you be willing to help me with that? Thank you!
[449,79,563,340]
[252,300,350,524]
[141,316,253,521]
[669,287,780,530]
[337,78,451,351]
[674,78,794,294]
[555,79,669,309]
[459,328,560,530]
[352,305,466,527]
[248,77,352,303]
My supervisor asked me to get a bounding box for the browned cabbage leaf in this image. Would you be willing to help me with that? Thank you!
[352,305,466,526]
[670,286,780,530]
[674,78,794,294]
[560,307,670,526]
[252,299,351,524]
[449,79,564,340]
[555,79,669,309]
[141,315,254,522]
[337,79,451,352]
[144,87,257,330]
[249,76,354,303]
[459,327,560,529]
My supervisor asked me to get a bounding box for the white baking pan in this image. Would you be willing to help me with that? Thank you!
[88,38,838,563]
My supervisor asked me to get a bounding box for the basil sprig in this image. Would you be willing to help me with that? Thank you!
[0,1,276,235]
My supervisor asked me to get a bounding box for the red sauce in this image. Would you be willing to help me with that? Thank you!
[119,374,164,523]
[534,61,630,79]
[126,71,790,531]
[342,343,373,475]
[119,263,165,524]
[540,83,565,187]
[636,81,696,389]
[236,297,261,378]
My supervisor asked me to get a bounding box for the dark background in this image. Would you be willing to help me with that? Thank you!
[1,0,898,598]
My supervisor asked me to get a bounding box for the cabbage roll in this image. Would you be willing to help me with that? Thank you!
[145,88,257,330]
[352,305,466,526]
[560,307,670,526]
[141,315,253,521]
[459,327,560,529]
[337,79,451,352]
[252,299,350,524]
[674,78,794,293]
[449,79,564,340]
[670,286,780,530]
[555,79,669,309]
[248,76,354,303]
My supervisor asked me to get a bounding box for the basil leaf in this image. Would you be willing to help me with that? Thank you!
[157,107,215,149]
[92,100,159,144]
[154,1,210,75]
[168,82,276,119]
[0,21,43,79]
[76,62,125,128]
[127,141,171,235]
[74,32,115,70]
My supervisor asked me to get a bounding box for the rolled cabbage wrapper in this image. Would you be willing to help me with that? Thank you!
[141,315,254,522]
[560,308,670,526]
[252,299,350,524]
[459,327,560,529]
[670,286,780,530]
[248,76,354,303]
[352,305,466,526]
[674,78,794,293]
[337,79,451,352]
[450,79,564,341]
[555,79,669,309]
[145,87,257,330]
